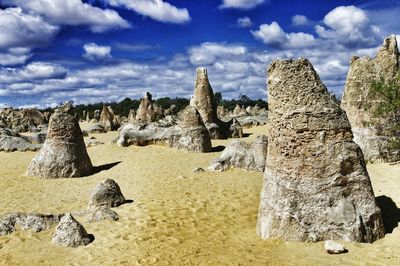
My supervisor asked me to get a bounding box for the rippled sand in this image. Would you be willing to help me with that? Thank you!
[0,125,399,265]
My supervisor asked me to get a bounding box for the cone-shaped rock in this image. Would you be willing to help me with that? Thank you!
[99,105,118,131]
[26,102,93,178]
[190,68,237,139]
[136,92,164,122]
[51,214,94,247]
[172,106,212,152]
[341,35,400,162]
[257,58,385,243]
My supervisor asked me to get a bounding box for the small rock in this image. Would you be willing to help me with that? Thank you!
[86,207,119,223]
[88,179,126,208]
[51,213,94,247]
[177,175,187,179]
[192,167,205,173]
[324,240,348,254]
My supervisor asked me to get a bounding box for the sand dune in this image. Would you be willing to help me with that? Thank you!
[0,125,399,265]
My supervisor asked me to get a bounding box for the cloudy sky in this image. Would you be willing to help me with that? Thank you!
[0,0,399,108]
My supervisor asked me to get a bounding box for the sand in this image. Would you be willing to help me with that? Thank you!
[0,124,399,265]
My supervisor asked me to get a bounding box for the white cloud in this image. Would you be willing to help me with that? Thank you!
[252,22,317,49]
[236,17,253,28]
[3,0,130,32]
[188,42,247,65]
[315,6,381,48]
[292,15,309,26]
[0,8,59,50]
[108,0,190,24]
[83,43,112,60]
[0,62,67,83]
[220,0,265,10]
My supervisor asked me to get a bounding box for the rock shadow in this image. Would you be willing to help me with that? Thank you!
[211,146,225,152]
[91,161,122,175]
[376,195,400,234]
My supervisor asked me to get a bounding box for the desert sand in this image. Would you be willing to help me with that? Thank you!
[0,124,399,265]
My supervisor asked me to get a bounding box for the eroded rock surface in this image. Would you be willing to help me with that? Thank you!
[51,214,94,247]
[209,135,267,172]
[136,92,164,122]
[0,125,41,152]
[0,213,62,236]
[341,35,400,163]
[0,107,48,133]
[257,58,385,243]
[26,102,93,178]
[117,106,212,153]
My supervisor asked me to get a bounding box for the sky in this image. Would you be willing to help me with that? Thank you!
[0,0,399,108]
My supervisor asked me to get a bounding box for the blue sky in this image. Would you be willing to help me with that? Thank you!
[0,0,399,108]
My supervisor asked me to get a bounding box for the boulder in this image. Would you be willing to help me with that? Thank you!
[341,35,400,163]
[88,179,126,208]
[86,123,106,134]
[209,135,267,172]
[0,125,41,152]
[51,213,94,247]
[26,102,93,178]
[257,58,385,243]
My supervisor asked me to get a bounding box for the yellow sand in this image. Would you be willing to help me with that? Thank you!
[0,125,399,265]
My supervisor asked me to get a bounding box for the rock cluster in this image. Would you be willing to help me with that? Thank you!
[117,106,212,152]
[209,135,267,172]
[0,125,41,152]
[0,107,48,133]
[257,58,385,243]
[26,102,93,178]
[86,179,127,222]
[0,213,62,236]
[136,92,164,122]
[190,68,242,139]
[341,35,400,162]
[51,214,94,247]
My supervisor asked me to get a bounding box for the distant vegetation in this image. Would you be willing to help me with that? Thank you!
[368,73,400,150]
[41,94,268,119]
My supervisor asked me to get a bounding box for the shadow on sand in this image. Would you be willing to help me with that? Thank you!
[376,195,400,234]
[211,146,225,152]
[91,161,122,175]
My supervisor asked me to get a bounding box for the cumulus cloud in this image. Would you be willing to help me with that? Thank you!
[236,17,253,28]
[0,8,59,51]
[252,22,317,49]
[188,42,247,65]
[83,43,112,60]
[3,0,130,32]
[220,0,265,10]
[107,0,190,24]
[315,6,381,48]
[292,15,309,26]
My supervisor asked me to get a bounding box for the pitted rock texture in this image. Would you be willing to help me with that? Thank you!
[51,214,94,247]
[190,68,240,139]
[117,106,212,153]
[26,102,93,178]
[257,58,385,243]
[0,213,62,236]
[209,135,267,172]
[341,35,400,163]
[0,107,48,133]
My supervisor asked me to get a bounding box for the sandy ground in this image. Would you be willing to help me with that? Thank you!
[0,124,399,265]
